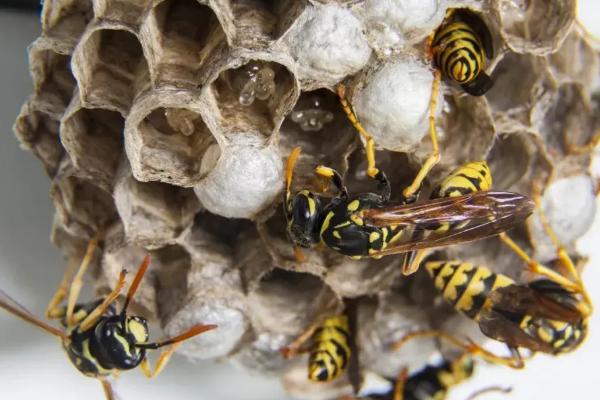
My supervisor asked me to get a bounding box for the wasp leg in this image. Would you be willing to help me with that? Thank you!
[65,233,103,326]
[45,257,80,320]
[140,342,183,379]
[280,319,323,359]
[465,386,512,400]
[392,330,524,369]
[79,270,128,332]
[315,165,349,197]
[402,248,428,276]
[99,379,116,400]
[336,84,379,179]
[401,70,442,203]
[393,367,409,400]
[564,129,600,155]
[286,146,302,199]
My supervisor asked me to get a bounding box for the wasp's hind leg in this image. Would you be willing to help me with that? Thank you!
[392,330,525,369]
[393,367,409,400]
[45,257,80,320]
[336,84,380,179]
[315,165,349,198]
[79,270,128,332]
[280,317,327,359]
[402,70,442,203]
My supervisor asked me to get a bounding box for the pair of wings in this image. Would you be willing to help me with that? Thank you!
[0,289,120,400]
[361,191,534,257]
[478,283,584,353]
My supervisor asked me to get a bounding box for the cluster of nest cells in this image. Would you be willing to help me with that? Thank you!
[11,0,600,399]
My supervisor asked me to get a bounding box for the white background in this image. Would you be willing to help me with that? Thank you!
[0,2,599,399]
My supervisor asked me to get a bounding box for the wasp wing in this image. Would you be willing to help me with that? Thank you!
[0,288,65,338]
[362,191,534,256]
[477,309,556,354]
[488,283,583,324]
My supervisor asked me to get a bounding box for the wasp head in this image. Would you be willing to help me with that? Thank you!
[284,189,322,248]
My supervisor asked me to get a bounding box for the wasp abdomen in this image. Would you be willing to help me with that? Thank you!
[308,315,351,382]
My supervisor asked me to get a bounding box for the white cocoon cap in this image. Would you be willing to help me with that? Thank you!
[354,58,437,151]
[287,4,372,84]
[194,133,283,219]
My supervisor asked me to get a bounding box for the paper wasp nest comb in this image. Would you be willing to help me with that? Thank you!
[13,0,599,398]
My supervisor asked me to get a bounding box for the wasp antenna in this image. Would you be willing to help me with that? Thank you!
[136,324,218,349]
[286,147,302,195]
[121,255,151,315]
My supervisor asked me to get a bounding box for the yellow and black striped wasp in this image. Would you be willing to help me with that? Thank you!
[392,187,593,369]
[343,354,510,400]
[281,299,361,393]
[430,8,494,97]
[0,235,217,399]
[283,145,534,266]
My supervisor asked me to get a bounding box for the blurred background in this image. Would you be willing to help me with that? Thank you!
[0,1,598,399]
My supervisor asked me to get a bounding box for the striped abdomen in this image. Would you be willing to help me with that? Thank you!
[404,355,474,400]
[308,315,351,382]
[432,21,486,85]
[434,161,492,198]
[425,261,513,320]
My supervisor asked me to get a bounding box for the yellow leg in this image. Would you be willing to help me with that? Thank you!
[391,330,524,369]
[45,257,80,320]
[402,249,428,276]
[402,70,442,201]
[280,320,322,359]
[336,84,379,178]
[564,129,600,155]
[393,367,409,400]
[99,379,116,400]
[66,234,102,326]
[79,270,127,332]
[465,386,512,400]
[140,342,183,378]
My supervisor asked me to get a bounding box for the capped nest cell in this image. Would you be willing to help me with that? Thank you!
[12,1,600,399]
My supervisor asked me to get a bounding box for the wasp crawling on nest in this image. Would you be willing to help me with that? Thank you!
[0,235,217,399]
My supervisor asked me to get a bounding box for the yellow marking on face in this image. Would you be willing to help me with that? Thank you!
[82,339,110,374]
[369,231,380,243]
[347,200,360,212]
[350,214,363,226]
[76,358,82,366]
[320,211,335,236]
[128,319,148,344]
[333,230,341,239]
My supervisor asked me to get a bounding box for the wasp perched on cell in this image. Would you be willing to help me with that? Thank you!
[430,8,495,97]
[283,144,533,264]
[393,187,593,369]
[343,354,510,400]
[0,234,217,399]
[281,299,361,393]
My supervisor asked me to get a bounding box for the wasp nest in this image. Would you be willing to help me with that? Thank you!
[14,0,599,399]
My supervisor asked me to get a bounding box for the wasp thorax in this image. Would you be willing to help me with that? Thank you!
[285,190,322,248]
[95,315,149,370]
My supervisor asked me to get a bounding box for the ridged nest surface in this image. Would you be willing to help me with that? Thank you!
[14,0,599,398]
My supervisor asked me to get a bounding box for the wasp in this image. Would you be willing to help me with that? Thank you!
[431,8,494,97]
[392,188,593,369]
[283,146,534,266]
[0,235,217,399]
[344,354,510,400]
[281,300,361,393]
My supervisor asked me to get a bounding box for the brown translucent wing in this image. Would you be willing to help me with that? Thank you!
[477,309,556,353]
[0,288,65,339]
[488,284,583,324]
[362,191,534,256]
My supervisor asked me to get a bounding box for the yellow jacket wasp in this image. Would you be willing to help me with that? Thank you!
[0,236,217,399]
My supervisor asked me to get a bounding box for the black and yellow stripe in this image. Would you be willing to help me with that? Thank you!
[308,315,351,382]
[403,355,474,400]
[432,20,485,86]
[425,261,513,320]
[434,161,492,199]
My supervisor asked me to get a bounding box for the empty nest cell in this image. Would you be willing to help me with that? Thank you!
[114,164,201,249]
[60,106,124,190]
[51,161,118,239]
[41,0,93,43]
[73,27,148,113]
[247,268,339,336]
[133,106,219,186]
[212,60,295,134]
[142,0,225,87]
[29,45,76,117]
[14,106,64,177]
[228,0,308,47]
[93,0,152,27]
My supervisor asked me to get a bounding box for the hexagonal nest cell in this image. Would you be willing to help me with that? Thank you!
[12,1,600,399]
